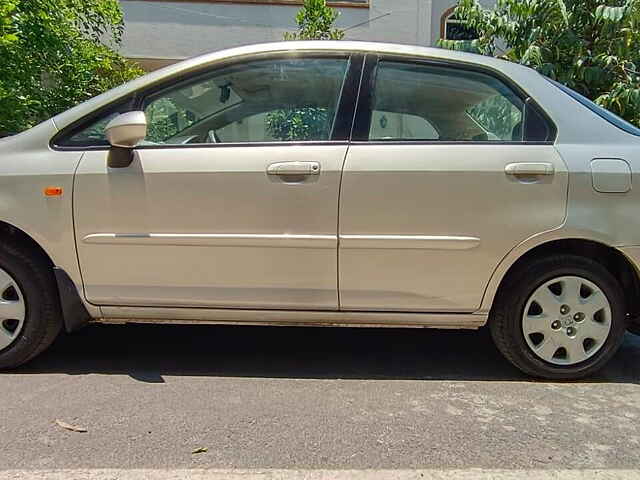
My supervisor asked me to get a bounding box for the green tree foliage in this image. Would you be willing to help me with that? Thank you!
[283,0,344,41]
[0,0,143,134]
[438,0,640,127]
[145,98,196,143]
[266,107,331,141]
[267,0,344,141]
[467,95,522,140]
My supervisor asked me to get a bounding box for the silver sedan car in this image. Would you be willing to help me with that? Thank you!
[1,41,639,379]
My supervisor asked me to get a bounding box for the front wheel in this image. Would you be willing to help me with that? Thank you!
[0,242,62,369]
[490,255,627,380]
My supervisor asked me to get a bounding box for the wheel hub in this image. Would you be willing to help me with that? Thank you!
[522,275,612,366]
[560,314,574,328]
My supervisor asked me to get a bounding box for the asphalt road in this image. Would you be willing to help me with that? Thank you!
[2,323,640,471]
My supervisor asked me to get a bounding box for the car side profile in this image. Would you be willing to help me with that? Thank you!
[1,41,639,379]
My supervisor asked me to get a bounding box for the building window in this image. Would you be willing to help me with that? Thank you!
[440,7,477,40]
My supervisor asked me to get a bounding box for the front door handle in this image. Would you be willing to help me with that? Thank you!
[505,162,554,176]
[267,161,320,176]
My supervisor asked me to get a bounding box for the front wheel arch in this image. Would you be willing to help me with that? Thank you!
[0,220,54,269]
[0,220,89,333]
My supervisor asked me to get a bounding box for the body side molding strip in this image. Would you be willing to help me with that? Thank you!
[83,233,480,250]
[339,235,481,250]
[83,233,337,249]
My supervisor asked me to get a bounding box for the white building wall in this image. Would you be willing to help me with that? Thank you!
[119,0,445,62]
[118,0,496,67]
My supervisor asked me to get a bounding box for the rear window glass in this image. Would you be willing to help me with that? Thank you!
[547,78,640,137]
[369,61,527,142]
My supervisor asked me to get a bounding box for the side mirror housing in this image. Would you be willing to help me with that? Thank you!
[105,111,147,168]
[105,111,147,148]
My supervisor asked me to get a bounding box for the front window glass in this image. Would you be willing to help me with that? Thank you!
[142,57,349,145]
[369,61,525,142]
[57,100,132,147]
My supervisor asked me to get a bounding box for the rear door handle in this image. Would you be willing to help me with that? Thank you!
[505,162,554,176]
[267,161,320,176]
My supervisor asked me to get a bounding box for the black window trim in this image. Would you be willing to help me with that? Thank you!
[52,51,364,151]
[351,53,558,145]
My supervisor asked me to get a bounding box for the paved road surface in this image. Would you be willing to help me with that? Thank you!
[2,324,640,473]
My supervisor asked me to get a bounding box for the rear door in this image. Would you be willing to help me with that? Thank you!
[338,56,568,312]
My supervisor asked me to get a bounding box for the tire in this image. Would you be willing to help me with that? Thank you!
[0,241,62,369]
[490,254,627,380]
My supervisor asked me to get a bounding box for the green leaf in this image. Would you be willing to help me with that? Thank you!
[521,44,542,66]
[596,5,627,23]
[555,0,569,27]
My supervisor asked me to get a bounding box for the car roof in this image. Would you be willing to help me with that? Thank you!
[176,41,523,75]
[52,41,534,130]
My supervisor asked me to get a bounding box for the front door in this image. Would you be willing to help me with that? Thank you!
[73,55,356,309]
[338,57,568,312]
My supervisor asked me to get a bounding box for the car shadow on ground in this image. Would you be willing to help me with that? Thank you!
[9,323,640,383]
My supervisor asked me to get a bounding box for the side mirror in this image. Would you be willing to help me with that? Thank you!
[105,111,147,148]
[105,111,147,168]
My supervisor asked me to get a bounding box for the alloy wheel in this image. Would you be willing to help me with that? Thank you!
[522,275,612,365]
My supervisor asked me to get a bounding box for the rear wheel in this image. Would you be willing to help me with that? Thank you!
[0,242,62,369]
[490,255,627,379]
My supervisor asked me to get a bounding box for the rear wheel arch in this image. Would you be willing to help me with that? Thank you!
[489,238,640,321]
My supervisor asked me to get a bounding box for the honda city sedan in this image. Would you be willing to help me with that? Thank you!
[1,41,639,379]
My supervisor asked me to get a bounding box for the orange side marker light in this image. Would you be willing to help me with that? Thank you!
[44,186,63,197]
